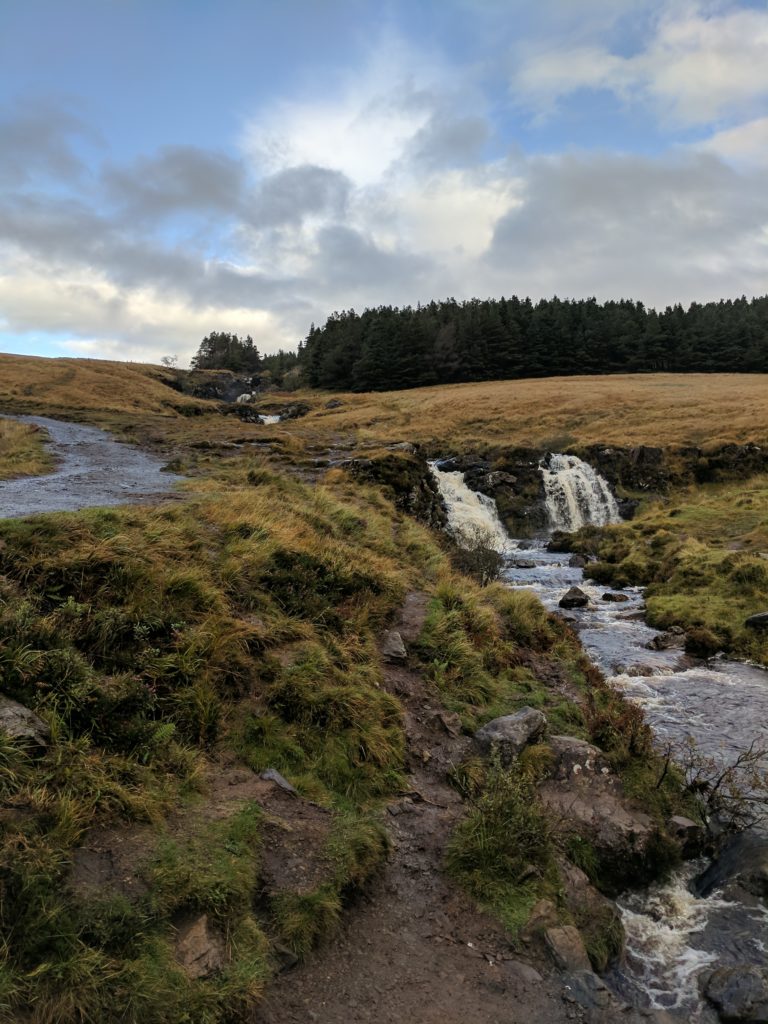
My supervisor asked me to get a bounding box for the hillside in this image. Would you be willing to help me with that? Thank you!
[3,354,768,452]
[1,354,767,1023]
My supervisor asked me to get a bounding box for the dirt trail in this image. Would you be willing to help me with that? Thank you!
[0,415,184,518]
[256,592,580,1024]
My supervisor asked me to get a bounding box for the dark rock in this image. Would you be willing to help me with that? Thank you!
[474,707,547,764]
[174,913,225,979]
[703,965,768,1022]
[387,442,417,454]
[602,592,630,603]
[693,833,768,899]
[324,398,343,409]
[617,499,640,520]
[512,559,537,569]
[667,815,706,857]
[260,768,299,796]
[484,470,517,488]
[646,626,685,650]
[745,612,768,630]
[545,925,592,972]
[559,859,625,972]
[381,629,407,663]
[569,554,588,568]
[563,971,679,1024]
[626,664,656,677]
[517,540,535,550]
[280,403,310,420]
[559,586,589,609]
[0,696,49,749]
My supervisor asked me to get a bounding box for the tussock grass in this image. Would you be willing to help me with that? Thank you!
[0,416,53,479]
[0,460,452,1020]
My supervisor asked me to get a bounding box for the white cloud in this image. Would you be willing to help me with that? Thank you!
[513,3,768,126]
[0,253,287,363]
[698,116,768,168]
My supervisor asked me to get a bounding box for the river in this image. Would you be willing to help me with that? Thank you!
[430,457,768,1022]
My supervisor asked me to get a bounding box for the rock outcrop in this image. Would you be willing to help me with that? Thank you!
[474,707,547,764]
[703,965,768,1023]
[559,586,589,609]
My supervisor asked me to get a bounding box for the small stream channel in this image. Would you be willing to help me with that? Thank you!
[430,457,768,1022]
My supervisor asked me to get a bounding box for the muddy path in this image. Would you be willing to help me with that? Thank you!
[256,593,583,1024]
[0,415,184,519]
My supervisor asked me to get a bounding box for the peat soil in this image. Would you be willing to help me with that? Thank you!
[256,592,584,1024]
[0,416,184,518]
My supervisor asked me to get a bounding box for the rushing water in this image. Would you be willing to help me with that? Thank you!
[430,459,768,1022]
[541,453,621,531]
[428,462,511,553]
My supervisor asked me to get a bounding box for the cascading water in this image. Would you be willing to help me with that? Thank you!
[428,462,511,553]
[432,457,767,1021]
[541,453,621,531]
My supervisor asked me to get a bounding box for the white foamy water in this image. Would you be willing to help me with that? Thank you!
[541,453,620,531]
[261,414,281,424]
[428,462,512,553]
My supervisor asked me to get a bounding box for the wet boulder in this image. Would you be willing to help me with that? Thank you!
[667,815,706,858]
[564,971,679,1024]
[693,833,768,899]
[703,965,768,1023]
[601,592,630,603]
[474,707,547,764]
[559,586,589,609]
[569,554,588,568]
[646,626,685,650]
[0,696,49,751]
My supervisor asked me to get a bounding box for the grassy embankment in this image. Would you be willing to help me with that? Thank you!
[562,475,768,666]
[0,452,686,1020]
[0,418,54,480]
[0,354,759,1017]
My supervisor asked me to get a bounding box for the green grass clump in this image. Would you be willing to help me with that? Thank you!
[445,761,558,936]
[569,476,768,665]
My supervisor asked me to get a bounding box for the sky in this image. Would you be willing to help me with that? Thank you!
[1,0,767,366]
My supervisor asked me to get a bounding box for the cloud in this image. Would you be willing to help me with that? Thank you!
[698,116,768,168]
[246,165,351,228]
[513,3,768,126]
[0,98,96,186]
[103,145,246,219]
[487,150,768,305]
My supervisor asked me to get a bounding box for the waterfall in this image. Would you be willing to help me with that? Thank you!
[541,453,620,532]
[428,462,511,553]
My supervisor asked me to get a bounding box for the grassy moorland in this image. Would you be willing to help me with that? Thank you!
[0,418,54,480]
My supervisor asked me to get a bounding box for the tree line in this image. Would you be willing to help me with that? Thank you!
[297,295,768,391]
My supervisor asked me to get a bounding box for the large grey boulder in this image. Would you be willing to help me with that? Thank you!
[0,696,49,749]
[745,612,768,631]
[703,965,768,1022]
[474,707,547,764]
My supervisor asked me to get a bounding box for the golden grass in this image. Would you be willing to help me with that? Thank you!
[297,374,768,451]
[0,353,213,419]
[2,352,768,453]
[0,416,54,479]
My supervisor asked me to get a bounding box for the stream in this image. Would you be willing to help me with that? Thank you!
[430,457,768,1022]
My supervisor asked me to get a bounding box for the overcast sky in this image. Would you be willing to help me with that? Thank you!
[1,0,767,365]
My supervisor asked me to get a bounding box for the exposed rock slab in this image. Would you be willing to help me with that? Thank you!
[174,913,225,979]
[704,965,768,1022]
